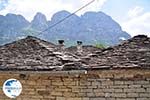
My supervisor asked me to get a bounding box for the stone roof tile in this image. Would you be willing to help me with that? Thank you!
[86,35,150,69]
[0,36,83,71]
[0,35,150,71]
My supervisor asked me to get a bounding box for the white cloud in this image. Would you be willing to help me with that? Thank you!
[121,6,150,37]
[128,6,144,18]
[0,0,8,10]
[0,0,107,21]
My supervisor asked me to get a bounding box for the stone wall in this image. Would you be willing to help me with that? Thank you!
[0,69,150,100]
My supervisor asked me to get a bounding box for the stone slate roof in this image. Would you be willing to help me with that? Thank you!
[66,45,102,56]
[84,35,150,69]
[0,36,83,71]
[0,35,150,71]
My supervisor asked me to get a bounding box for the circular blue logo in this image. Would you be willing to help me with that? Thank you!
[3,79,22,98]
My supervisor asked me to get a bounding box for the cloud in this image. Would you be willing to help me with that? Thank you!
[127,6,144,18]
[121,6,150,37]
[0,0,8,10]
[0,0,107,21]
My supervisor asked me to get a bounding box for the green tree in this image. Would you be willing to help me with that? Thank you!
[95,43,106,49]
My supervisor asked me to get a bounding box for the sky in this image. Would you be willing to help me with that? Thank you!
[0,0,150,37]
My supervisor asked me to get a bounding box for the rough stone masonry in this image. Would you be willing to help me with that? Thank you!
[0,69,150,100]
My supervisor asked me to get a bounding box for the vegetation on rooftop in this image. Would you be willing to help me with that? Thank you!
[95,43,106,49]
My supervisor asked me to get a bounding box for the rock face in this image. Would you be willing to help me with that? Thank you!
[79,12,130,45]
[31,12,48,30]
[0,14,30,45]
[0,10,131,46]
[44,11,131,45]
[0,35,150,71]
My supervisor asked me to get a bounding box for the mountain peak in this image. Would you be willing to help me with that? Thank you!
[31,12,48,30]
[6,13,17,16]
[54,10,71,15]
[5,13,27,20]
[51,10,73,21]
[3,13,29,29]
[32,12,47,22]
[34,12,46,18]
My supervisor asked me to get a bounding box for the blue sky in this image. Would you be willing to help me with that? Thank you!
[0,0,150,37]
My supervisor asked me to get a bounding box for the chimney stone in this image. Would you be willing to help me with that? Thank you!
[77,41,83,54]
[58,40,65,51]
[58,40,64,45]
